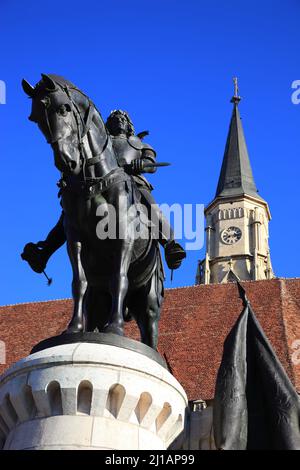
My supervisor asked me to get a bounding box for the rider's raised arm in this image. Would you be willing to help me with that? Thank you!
[21,212,66,274]
[141,144,156,174]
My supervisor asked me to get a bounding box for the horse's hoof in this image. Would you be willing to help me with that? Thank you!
[103,324,124,336]
[65,323,84,334]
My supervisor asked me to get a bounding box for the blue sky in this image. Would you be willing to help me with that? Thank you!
[0,0,299,305]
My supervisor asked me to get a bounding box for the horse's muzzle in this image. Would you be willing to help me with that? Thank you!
[52,140,81,175]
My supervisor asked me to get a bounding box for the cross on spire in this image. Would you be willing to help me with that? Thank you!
[233,77,238,97]
[231,76,241,104]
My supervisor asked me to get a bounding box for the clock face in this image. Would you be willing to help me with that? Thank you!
[221,226,242,244]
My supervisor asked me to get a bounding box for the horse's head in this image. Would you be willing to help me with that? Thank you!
[22,74,86,175]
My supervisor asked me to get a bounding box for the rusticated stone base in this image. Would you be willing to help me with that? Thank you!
[0,337,188,450]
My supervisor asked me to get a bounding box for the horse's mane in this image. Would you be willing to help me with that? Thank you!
[47,74,77,90]
[34,74,90,104]
[46,74,104,123]
[28,74,105,133]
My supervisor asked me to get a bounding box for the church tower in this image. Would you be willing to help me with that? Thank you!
[196,79,274,284]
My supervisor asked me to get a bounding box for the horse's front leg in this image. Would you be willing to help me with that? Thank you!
[66,240,87,333]
[104,239,133,336]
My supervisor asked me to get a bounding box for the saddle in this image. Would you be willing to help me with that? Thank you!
[57,167,130,198]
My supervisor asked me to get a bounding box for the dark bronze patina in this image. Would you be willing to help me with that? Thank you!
[21,74,185,349]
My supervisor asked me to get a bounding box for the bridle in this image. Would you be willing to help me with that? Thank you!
[39,81,128,198]
[42,82,109,182]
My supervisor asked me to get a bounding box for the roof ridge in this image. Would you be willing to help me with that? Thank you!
[0,298,71,308]
[1,278,300,307]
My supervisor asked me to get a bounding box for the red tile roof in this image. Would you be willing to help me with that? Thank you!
[0,278,299,401]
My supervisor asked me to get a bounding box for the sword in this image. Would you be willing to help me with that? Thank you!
[143,162,171,169]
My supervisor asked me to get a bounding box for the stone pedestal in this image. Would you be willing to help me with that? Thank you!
[0,335,187,450]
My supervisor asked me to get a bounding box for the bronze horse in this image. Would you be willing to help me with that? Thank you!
[22,74,164,349]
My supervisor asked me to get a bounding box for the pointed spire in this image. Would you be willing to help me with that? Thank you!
[215,78,263,200]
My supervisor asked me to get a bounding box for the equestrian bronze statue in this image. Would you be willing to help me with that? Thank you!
[21,74,185,349]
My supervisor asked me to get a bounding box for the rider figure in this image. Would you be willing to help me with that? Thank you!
[22,110,186,274]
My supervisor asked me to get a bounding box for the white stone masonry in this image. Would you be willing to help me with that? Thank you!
[0,342,187,450]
